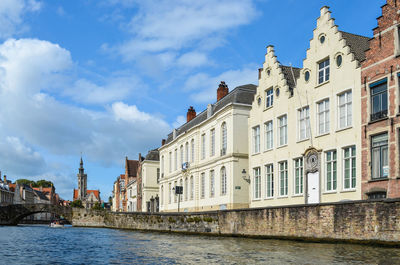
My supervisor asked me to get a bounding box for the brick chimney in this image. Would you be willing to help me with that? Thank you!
[217,81,229,101]
[187,106,196,122]
[161,139,166,146]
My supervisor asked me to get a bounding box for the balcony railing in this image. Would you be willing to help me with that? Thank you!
[370,109,388,122]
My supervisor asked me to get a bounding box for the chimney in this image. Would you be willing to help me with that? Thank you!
[217,81,229,101]
[3,175,6,183]
[187,106,196,122]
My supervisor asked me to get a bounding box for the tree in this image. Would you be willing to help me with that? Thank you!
[34,180,54,188]
[16,179,35,186]
[71,200,84,208]
[92,202,103,210]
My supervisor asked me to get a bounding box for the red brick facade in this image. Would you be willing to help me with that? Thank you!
[361,0,400,199]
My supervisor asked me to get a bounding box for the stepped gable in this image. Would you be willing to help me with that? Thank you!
[339,31,370,62]
[280,65,301,89]
[164,84,257,145]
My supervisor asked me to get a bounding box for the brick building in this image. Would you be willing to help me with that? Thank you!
[361,0,400,199]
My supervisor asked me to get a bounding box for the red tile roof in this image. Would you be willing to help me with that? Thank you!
[73,189,78,201]
[73,189,100,201]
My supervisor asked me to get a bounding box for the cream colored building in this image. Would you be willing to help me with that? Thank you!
[159,82,256,212]
[248,6,369,208]
[140,149,160,212]
[127,178,137,212]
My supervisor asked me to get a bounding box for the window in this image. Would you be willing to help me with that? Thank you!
[174,181,177,202]
[210,170,215,197]
[278,115,288,146]
[191,139,195,162]
[279,161,288,196]
[221,167,227,195]
[190,176,194,200]
[185,142,189,163]
[201,173,205,199]
[210,129,215,156]
[174,149,178,171]
[184,177,188,201]
[370,81,388,121]
[304,71,310,82]
[265,121,273,150]
[368,192,386,199]
[343,146,356,190]
[338,91,352,128]
[169,152,172,173]
[252,125,260,154]
[201,134,206,159]
[298,107,310,140]
[180,145,183,166]
[371,133,388,179]
[253,167,261,199]
[161,156,164,175]
[317,99,330,135]
[294,158,303,195]
[221,122,227,155]
[318,58,330,84]
[265,88,273,108]
[265,164,274,198]
[168,183,171,204]
[326,150,337,191]
[336,54,342,67]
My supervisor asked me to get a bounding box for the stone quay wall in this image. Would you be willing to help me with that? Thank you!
[72,199,400,245]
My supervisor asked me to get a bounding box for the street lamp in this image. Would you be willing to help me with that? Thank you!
[242,169,250,184]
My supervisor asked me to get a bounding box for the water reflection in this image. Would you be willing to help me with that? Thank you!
[0,225,399,264]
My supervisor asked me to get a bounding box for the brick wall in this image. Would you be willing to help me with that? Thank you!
[72,199,400,245]
[361,0,400,198]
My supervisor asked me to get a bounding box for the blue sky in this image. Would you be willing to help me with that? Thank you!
[0,0,385,200]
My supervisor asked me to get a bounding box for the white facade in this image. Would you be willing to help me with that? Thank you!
[127,179,137,212]
[141,160,159,212]
[249,7,366,208]
[159,85,256,212]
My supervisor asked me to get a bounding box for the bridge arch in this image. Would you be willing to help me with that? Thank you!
[0,204,72,225]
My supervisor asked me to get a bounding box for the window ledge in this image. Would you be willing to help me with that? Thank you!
[264,106,273,112]
[264,197,274,200]
[252,198,262,202]
[292,194,304,198]
[368,178,389,183]
[368,117,389,125]
[297,138,310,144]
[315,80,330,88]
[315,132,330,138]
[251,152,261,156]
[263,148,274,153]
[322,190,337,194]
[336,126,352,133]
[277,144,288,149]
[277,195,289,199]
[341,188,356,193]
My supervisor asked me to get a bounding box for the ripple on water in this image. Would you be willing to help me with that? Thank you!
[0,225,400,265]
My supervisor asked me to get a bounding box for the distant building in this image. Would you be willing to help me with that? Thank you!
[73,157,101,209]
[0,175,13,206]
[140,149,160,212]
[32,189,52,221]
[126,177,137,211]
[125,158,139,211]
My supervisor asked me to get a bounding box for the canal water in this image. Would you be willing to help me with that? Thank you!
[0,225,399,265]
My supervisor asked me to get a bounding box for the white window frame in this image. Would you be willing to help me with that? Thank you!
[174,149,178,171]
[317,99,330,135]
[201,134,206,159]
[169,152,172,173]
[338,90,352,129]
[210,129,215,157]
[325,150,337,192]
[185,142,189,163]
[190,176,194,200]
[180,145,184,166]
[252,125,260,154]
[293,158,303,195]
[278,115,288,146]
[253,167,261,199]
[201,173,205,199]
[221,167,227,195]
[221,122,227,155]
[264,120,273,151]
[210,170,215,197]
[343,146,356,190]
[298,106,310,141]
[265,164,274,198]
[265,88,274,108]
[318,58,330,84]
[278,161,288,197]
[191,139,195,162]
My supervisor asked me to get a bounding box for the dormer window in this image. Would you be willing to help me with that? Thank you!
[318,58,330,84]
[265,88,273,108]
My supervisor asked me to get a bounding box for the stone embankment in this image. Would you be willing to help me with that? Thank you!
[72,199,400,246]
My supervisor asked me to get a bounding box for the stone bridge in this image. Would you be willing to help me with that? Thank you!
[0,204,72,225]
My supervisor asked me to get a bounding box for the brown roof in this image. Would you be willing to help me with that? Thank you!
[126,159,139,178]
[73,189,101,201]
[340,31,370,62]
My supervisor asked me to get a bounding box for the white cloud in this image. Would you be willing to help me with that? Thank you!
[0,0,41,39]
[177,52,209,68]
[186,66,258,103]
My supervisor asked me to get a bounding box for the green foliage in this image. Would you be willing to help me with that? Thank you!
[16,179,54,188]
[186,217,194,223]
[168,217,176,223]
[193,216,202,223]
[71,200,84,208]
[203,217,213,223]
[92,202,103,210]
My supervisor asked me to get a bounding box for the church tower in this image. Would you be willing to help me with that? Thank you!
[77,157,87,200]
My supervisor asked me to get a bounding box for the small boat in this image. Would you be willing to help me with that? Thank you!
[50,220,64,228]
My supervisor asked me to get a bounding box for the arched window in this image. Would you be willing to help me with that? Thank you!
[184,177,188,201]
[221,122,227,155]
[180,145,184,166]
[221,166,227,195]
[190,175,194,200]
[185,142,189,163]
[161,185,164,205]
[191,139,195,162]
